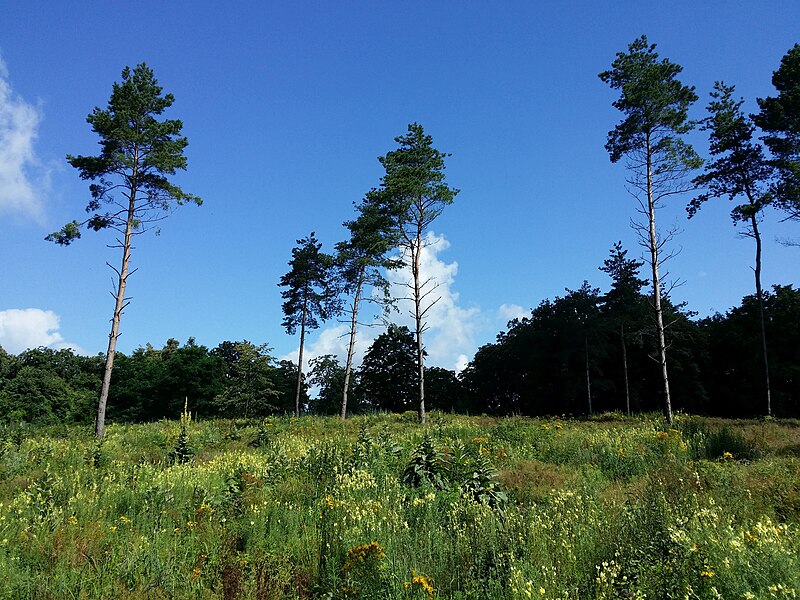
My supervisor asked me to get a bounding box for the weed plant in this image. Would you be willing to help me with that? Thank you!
[0,413,798,598]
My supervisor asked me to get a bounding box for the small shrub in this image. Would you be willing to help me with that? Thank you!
[169,401,194,464]
[352,421,373,468]
[402,434,446,489]
[460,454,507,508]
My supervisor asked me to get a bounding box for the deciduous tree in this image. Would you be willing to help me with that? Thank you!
[212,341,278,417]
[46,64,200,438]
[357,324,419,413]
[308,354,349,415]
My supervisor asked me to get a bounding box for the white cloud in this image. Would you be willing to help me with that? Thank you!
[0,308,85,355]
[454,353,469,373]
[497,303,528,323]
[281,320,383,376]
[0,54,47,220]
[282,232,533,379]
[389,231,481,372]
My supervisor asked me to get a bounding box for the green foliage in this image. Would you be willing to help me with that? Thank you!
[401,434,446,489]
[0,348,101,425]
[424,366,466,413]
[600,35,702,424]
[249,419,273,449]
[168,401,194,464]
[755,43,800,221]
[85,439,105,468]
[308,354,349,415]
[677,418,761,461]
[599,35,700,167]
[358,324,419,412]
[279,232,338,336]
[351,421,373,468]
[699,285,800,417]
[279,233,339,417]
[213,340,281,417]
[336,189,403,311]
[599,242,649,332]
[702,425,758,461]
[375,123,459,422]
[690,81,773,221]
[448,439,507,508]
[46,63,200,245]
[378,123,459,233]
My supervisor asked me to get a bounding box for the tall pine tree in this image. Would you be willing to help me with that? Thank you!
[47,64,200,438]
[690,82,774,415]
[600,36,702,424]
[279,233,338,417]
[600,242,649,415]
[377,123,459,423]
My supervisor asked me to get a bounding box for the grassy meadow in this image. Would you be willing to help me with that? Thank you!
[0,412,799,599]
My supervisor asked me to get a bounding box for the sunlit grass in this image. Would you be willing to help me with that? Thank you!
[0,413,798,598]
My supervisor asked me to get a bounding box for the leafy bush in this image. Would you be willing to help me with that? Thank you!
[402,434,445,489]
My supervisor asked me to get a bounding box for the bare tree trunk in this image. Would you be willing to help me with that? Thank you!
[295,301,307,418]
[341,268,365,420]
[751,214,772,417]
[95,176,137,439]
[585,336,592,416]
[621,323,631,416]
[411,227,426,424]
[646,135,673,425]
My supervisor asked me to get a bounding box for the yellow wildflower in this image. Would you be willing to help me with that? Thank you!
[405,570,434,599]
[342,541,386,572]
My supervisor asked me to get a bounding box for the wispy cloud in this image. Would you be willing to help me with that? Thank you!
[0,54,48,221]
[0,308,85,355]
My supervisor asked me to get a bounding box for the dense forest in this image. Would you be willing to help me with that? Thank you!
[2,272,798,423]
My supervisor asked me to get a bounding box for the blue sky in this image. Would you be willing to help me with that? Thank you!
[1,2,798,373]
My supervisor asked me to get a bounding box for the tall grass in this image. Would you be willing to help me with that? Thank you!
[0,413,798,598]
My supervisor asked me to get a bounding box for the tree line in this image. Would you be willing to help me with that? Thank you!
[2,273,798,424]
[305,245,799,419]
[32,38,800,434]
[0,340,301,425]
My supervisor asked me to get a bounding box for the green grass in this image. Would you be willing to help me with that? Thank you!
[0,413,798,598]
